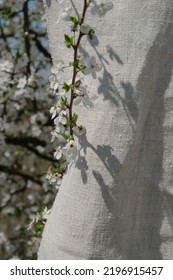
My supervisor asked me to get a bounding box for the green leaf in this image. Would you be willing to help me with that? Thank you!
[66,120,71,127]
[88,28,95,40]
[15,50,22,60]
[70,16,78,24]
[2,8,12,19]
[34,224,44,235]
[14,207,22,217]
[62,82,74,92]
[79,65,86,73]
[14,149,24,157]
[70,16,79,31]
[78,16,82,24]
[69,60,79,68]
[64,34,74,48]
[54,167,63,174]
[62,134,74,140]
[16,52,21,60]
[72,113,78,123]
[65,113,78,128]
[61,98,68,107]
[62,82,70,92]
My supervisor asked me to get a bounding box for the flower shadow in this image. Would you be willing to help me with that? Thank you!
[80,35,138,132]
[116,17,173,259]
[76,135,121,206]
[76,7,173,259]
[46,0,51,8]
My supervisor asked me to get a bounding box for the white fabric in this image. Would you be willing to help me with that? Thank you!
[38,0,173,259]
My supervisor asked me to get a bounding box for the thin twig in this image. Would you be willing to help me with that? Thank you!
[69,0,88,135]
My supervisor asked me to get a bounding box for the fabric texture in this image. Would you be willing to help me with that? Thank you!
[38,0,173,259]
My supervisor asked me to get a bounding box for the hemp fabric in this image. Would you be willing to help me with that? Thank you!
[38,0,173,259]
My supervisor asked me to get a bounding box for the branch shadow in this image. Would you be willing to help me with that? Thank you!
[106,45,124,65]
[120,81,138,123]
[116,17,173,259]
[162,191,173,242]
[75,8,173,260]
[92,170,115,212]
[80,36,138,131]
[46,0,51,8]
[45,1,173,260]
[79,38,122,106]
[76,135,121,188]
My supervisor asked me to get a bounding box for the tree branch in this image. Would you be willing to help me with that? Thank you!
[33,36,51,59]
[0,164,42,185]
[5,136,47,147]
[23,0,31,75]
[5,136,57,162]
[24,144,57,162]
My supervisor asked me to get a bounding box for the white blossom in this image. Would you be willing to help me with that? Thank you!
[14,88,26,97]
[54,173,63,187]
[0,133,5,146]
[54,110,67,125]
[0,117,7,131]
[0,60,13,72]
[58,90,67,99]
[54,122,66,134]
[0,231,7,245]
[74,85,94,108]
[73,125,86,136]
[46,172,56,184]
[54,146,63,160]
[59,110,67,125]
[9,256,20,260]
[27,213,40,231]
[1,194,11,207]
[51,130,59,142]
[50,104,61,119]
[46,169,63,186]
[30,112,47,125]
[27,74,35,86]
[80,24,91,35]
[82,56,102,79]
[49,74,59,93]
[62,140,78,162]
[31,125,42,137]
[42,207,51,220]
[51,59,64,77]
[0,70,11,90]
[54,110,68,134]
[17,76,27,89]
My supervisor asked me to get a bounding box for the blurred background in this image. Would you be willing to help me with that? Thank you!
[0,0,57,259]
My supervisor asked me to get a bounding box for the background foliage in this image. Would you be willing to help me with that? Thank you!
[0,0,56,259]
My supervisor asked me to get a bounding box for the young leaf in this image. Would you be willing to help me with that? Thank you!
[54,167,63,174]
[72,113,78,124]
[62,82,74,92]
[69,60,79,68]
[64,34,74,48]
[2,8,12,19]
[70,16,78,24]
[88,28,95,40]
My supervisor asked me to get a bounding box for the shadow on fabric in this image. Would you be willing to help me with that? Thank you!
[116,14,173,259]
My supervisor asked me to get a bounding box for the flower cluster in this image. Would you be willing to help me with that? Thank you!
[48,0,113,186]
[0,0,113,260]
[0,0,57,260]
[27,207,51,235]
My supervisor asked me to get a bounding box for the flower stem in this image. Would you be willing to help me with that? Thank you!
[69,0,88,136]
